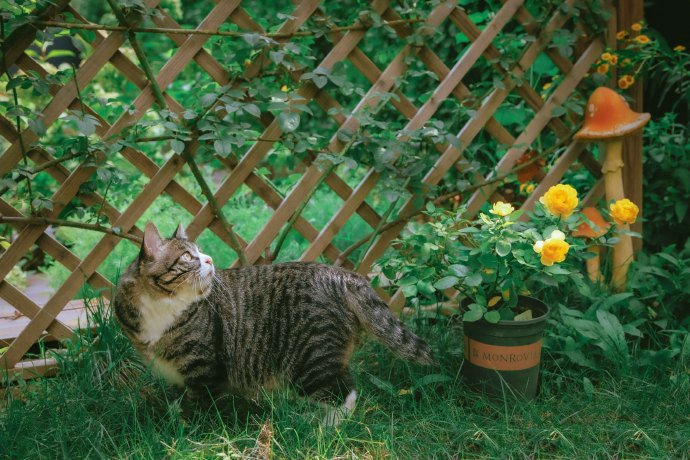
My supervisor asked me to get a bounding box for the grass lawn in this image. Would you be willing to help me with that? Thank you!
[1,307,688,459]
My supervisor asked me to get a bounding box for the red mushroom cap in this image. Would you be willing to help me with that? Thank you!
[573,207,611,238]
[574,87,650,140]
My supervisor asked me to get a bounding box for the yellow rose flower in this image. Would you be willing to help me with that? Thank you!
[281,85,289,92]
[597,63,609,74]
[489,201,514,217]
[601,52,612,62]
[674,45,686,52]
[539,184,579,218]
[610,198,639,225]
[533,237,570,266]
[609,54,618,65]
[635,35,650,44]
[618,77,630,89]
[631,22,642,32]
[616,30,628,40]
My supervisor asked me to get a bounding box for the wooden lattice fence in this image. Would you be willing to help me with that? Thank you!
[0,0,639,379]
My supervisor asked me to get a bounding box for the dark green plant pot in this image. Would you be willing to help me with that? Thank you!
[461,296,549,400]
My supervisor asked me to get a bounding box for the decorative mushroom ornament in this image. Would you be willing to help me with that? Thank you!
[573,207,610,283]
[574,87,649,290]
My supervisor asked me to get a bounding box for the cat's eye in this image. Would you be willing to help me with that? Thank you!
[180,252,192,262]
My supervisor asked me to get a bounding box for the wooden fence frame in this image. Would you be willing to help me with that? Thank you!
[0,0,643,380]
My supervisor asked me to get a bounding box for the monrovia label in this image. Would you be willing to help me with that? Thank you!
[464,337,542,371]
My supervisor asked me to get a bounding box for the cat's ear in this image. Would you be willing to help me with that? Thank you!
[173,223,187,240]
[142,222,162,258]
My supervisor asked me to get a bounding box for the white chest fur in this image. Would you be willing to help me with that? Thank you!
[135,293,194,345]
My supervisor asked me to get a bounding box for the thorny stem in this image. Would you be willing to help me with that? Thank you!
[1,16,35,214]
[106,0,248,265]
[0,216,141,244]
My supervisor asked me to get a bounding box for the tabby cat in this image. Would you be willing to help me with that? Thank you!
[113,222,435,425]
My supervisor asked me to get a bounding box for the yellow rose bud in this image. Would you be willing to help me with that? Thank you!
[489,201,515,217]
[542,82,552,90]
[635,35,650,44]
[533,240,544,253]
[610,198,639,225]
[280,85,289,92]
[526,183,535,194]
[550,229,566,241]
[539,238,570,266]
[539,184,579,218]
[631,23,642,32]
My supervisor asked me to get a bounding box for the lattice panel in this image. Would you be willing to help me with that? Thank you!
[0,0,608,377]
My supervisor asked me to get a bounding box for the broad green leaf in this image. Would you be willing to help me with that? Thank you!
[464,272,483,287]
[434,276,458,290]
[171,139,185,154]
[449,264,470,277]
[496,240,511,257]
[278,112,300,132]
[398,275,418,286]
[402,284,417,298]
[463,310,484,322]
[484,311,501,323]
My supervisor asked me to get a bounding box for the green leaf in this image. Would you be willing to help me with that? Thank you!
[171,139,185,154]
[464,272,483,287]
[402,284,418,298]
[583,377,594,396]
[496,240,511,257]
[278,112,300,132]
[484,311,501,323]
[449,264,470,277]
[398,275,418,286]
[213,139,233,157]
[434,276,459,290]
[368,375,396,396]
[243,103,261,118]
[463,310,484,322]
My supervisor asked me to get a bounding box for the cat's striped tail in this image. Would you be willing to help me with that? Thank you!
[346,279,437,365]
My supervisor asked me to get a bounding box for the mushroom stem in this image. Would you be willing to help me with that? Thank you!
[585,246,602,282]
[602,139,634,291]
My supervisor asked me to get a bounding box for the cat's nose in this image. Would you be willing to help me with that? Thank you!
[205,256,213,265]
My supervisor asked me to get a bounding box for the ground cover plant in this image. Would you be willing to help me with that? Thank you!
[1,0,690,458]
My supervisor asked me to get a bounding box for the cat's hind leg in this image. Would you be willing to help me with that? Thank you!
[298,367,357,427]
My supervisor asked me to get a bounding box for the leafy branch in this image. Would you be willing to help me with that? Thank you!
[106,0,248,265]
[0,216,142,244]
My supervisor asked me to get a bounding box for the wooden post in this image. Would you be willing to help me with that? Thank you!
[615,0,644,251]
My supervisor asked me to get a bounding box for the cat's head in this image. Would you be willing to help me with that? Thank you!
[134,222,215,302]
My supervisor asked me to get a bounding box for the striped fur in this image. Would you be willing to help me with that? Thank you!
[113,223,435,409]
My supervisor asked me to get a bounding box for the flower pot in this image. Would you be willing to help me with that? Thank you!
[461,296,549,399]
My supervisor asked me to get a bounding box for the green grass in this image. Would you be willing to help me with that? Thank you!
[1,304,689,459]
